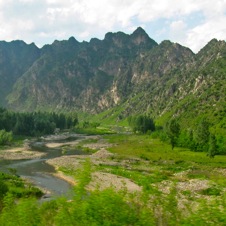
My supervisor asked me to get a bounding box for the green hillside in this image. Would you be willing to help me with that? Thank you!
[0,28,225,139]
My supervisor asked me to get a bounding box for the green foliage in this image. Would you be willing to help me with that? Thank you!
[0,195,41,226]
[0,108,79,137]
[74,122,114,135]
[177,130,194,149]
[194,117,210,152]
[182,196,226,225]
[216,135,226,155]
[207,134,218,158]
[0,144,226,225]
[0,177,8,211]
[0,180,8,200]
[128,115,155,134]
[106,134,226,165]
[165,118,180,150]
[0,172,43,199]
[0,130,13,145]
[0,160,225,225]
[200,186,222,196]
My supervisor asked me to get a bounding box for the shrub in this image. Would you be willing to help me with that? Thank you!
[0,130,13,145]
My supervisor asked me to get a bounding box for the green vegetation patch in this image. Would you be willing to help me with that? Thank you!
[105,134,226,166]
[0,172,43,200]
[200,186,222,196]
[98,165,169,189]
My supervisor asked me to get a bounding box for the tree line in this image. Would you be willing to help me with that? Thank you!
[0,107,78,138]
[128,115,226,157]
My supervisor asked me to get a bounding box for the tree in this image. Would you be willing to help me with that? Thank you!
[128,115,155,134]
[195,118,210,152]
[166,118,180,150]
[207,134,218,158]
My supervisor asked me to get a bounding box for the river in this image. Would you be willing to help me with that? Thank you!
[0,133,88,200]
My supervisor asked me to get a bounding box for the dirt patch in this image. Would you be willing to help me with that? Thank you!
[45,140,81,148]
[87,172,142,193]
[46,155,86,170]
[53,171,77,185]
[157,179,212,195]
[83,141,112,151]
[91,148,114,159]
[0,148,46,160]
[46,148,142,192]
[177,179,211,192]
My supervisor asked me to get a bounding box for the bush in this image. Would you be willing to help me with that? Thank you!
[0,130,13,145]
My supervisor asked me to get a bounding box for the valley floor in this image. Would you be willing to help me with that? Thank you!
[46,134,226,221]
[1,133,226,225]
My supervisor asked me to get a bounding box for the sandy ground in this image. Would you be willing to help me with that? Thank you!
[40,134,142,193]
[0,147,46,160]
[46,137,143,193]
[45,141,81,148]
[53,171,77,185]
[88,171,142,193]
[44,135,101,148]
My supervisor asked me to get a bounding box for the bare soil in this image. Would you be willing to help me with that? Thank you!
[0,147,46,160]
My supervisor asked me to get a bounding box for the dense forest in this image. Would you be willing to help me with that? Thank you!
[0,107,78,137]
[0,108,225,157]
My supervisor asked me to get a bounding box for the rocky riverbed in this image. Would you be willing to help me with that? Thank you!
[0,147,46,160]
[1,133,224,200]
[46,138,143,193]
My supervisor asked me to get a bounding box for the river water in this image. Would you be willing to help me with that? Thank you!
[0,133,87,200]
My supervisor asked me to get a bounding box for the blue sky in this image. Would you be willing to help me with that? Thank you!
[0,0,225,53]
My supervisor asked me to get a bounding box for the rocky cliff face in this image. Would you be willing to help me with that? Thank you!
[5,27,157,112]
[1,28,226,128]
[0,41,40,105]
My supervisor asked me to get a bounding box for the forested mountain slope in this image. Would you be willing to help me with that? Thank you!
[0,28,225,134]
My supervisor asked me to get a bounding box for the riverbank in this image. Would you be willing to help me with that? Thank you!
[52,171,77,185]
[0,147,46,160]
[46,137,143,193]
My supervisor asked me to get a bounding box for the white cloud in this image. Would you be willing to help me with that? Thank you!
[19,0,34,2]
[169,20,187,43]
[185,16,226,52]
[0,0,225,52]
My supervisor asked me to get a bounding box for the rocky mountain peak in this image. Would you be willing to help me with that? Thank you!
[131,27,158,47]
[196,39,226,66]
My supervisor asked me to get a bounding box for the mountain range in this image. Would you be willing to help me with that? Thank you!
[0,27,226,132]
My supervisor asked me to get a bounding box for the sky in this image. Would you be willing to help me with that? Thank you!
[0,0,225,53]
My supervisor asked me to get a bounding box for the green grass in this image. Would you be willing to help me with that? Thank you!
[0,172,43,199]
[74,126,115,135]
[105,134,226,167]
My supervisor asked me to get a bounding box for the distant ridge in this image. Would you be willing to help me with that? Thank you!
[0,28,225,136]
